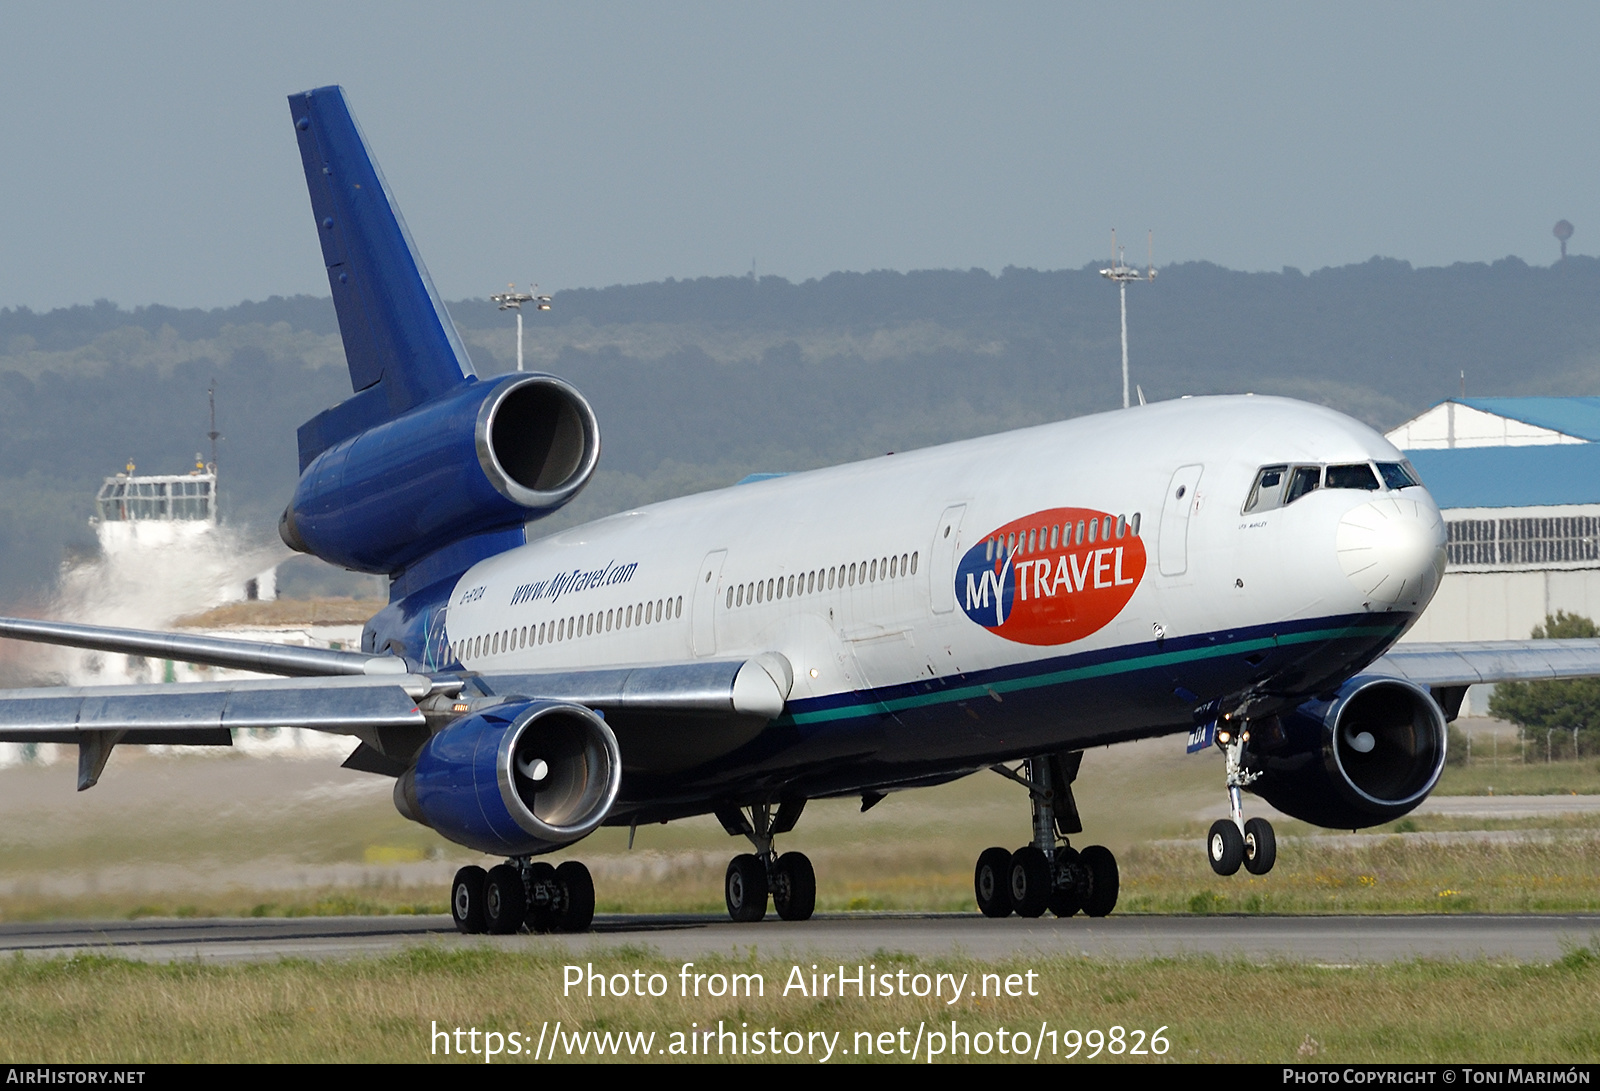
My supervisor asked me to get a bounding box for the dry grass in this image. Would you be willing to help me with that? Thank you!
[1,946,1597,1063]
[4,736,1600,921]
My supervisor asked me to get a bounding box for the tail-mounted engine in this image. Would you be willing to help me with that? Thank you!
[1248,676,1447,829]
[280,373,599,574]
[393,700,621,855]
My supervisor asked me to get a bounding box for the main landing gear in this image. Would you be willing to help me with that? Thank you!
[715,800,816,922]
[974,753,1119,919]
[1205,718,1277,876]
[450,858,596,934]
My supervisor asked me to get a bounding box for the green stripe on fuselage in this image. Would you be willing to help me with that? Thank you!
[782,622,1402,726]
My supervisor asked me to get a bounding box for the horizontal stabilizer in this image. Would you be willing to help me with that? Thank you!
[0,674,429,743]
[0,615,410,678]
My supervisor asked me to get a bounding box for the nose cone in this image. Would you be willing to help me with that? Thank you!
[1336,496,1447,609]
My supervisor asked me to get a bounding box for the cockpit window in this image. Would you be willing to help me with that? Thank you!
[1243,465,1288,513]
[1325,463,1380,490]
[1284,465,1321,504]
[1376,461,1420,490]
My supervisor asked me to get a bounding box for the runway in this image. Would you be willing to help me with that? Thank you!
[3,911,1596,964]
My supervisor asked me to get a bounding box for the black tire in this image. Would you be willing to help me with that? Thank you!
[554,860,595,933]
[1009,845,1052,919]
[525,862,557,933]
[484,864,528,934]
[772,852,816,921]
[450,865,487,934]
[1049,846,1083,918]
[974,847,1013,918]
[1208,819,1245,876]
[725,854,768,922]
[1080,845,1119,918]
[1243,817,1277,875]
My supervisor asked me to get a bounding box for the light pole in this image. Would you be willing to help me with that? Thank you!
[1099,229,1156,409]
[490,284,551,371]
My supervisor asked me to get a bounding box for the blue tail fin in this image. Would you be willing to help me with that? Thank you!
[288,85,477,469]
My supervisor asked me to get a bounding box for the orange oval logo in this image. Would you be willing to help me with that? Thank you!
[956,508,1146,646]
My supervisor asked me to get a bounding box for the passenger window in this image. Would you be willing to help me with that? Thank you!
[1087,519,1097,544]
[1074,520,1084,544]
[1131,513,1141,535]
[1326,463,1380,490]
[1116,515,1126,539]
[1285,465,1321,504]
[910,551,918,574]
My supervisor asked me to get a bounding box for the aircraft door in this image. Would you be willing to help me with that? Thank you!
[692,550,727,656]
[929,504,967,614]
[1158,465,1204,577]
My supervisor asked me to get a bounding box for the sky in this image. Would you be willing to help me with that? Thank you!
[1,2,1597,311]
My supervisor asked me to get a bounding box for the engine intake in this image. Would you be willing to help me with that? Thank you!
[1250,676,1447,829]
[280,373,599,573]
[394,700,621,855]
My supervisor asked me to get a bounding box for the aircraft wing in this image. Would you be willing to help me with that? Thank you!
[1370,639,1600,688]
[0,615,407,678]
[0,673,432,789]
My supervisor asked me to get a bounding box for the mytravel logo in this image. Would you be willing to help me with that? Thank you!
[956,507,1146,646]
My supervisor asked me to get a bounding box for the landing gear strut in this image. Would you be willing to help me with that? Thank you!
[974,753,1119,919]
[450,857,595,935]
[1206,718,1277,876]
[715,800,815,922]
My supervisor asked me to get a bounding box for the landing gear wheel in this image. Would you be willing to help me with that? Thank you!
[553,860,595,933]
[1208,819,1245,876]
[525,862,557,933]
[450,865,487,934]
[1080,845,1119,918]
[484,864,528,934]
[772,852,816,921]
[1049,846,1083,918]
[725,854,769,922]
[1243,817,1277,875]
[1009,845,1052,919]
[974,847,1013,918]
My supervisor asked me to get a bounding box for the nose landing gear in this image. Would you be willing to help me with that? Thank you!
[1206,719,1277,876]
[715,800,816,922]
[974,753,1119,919]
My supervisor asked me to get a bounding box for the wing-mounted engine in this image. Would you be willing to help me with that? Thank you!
[393,699,621,855]
[279,372,599,574]
[1248,676,1447,829]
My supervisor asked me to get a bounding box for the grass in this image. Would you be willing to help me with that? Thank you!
[1436,756,1600,796]
[3,732,1600,921]
[0,946,1597,1063]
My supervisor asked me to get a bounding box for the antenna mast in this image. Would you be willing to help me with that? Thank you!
[1099,229,1157,408]
[207,379,220,473]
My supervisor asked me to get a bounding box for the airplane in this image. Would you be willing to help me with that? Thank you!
[3,85,1598,935]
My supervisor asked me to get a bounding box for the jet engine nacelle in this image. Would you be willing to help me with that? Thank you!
[1249,676,1447,829]
[280,373,599,574]
[393,700,621,855]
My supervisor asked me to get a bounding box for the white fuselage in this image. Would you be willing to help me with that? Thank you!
[441,395,1446,770]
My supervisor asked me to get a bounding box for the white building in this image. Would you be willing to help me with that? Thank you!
[1386,398,1600,713]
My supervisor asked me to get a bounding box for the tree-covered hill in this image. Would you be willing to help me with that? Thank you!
[2,255,1597,605]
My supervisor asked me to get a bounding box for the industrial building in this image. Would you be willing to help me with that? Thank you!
[1387,398,1600,712]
